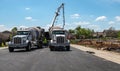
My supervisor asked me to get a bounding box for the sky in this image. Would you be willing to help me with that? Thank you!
[0,0,120,32]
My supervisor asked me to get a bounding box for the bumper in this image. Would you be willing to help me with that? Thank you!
[8,44,28,49]
[49,43,70,47]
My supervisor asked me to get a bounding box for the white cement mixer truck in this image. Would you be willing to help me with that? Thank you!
[8,27,44,52]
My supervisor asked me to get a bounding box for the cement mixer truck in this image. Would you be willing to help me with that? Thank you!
[8,27,44,52]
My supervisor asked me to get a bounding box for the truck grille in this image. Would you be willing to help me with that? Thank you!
[57,37,64,43]
[14,37,21,44]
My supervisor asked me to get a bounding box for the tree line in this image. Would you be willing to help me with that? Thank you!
[68,26,94,39]
[68,26,120,39]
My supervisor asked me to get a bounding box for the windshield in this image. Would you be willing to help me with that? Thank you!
[52,31,65,34]
[17,31,30,35]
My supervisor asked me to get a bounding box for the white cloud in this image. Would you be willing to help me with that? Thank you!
[87,25,101,31]
[70,14,80,19]
[71,21,101,31]
[25,16,37,21]
[56,24,62,27]
[25,7,30,10]
[95,16,107,21]
[19,26,28,28]
[115,16,120,22]
[61,22,76,30]
[108,21,115,25]
[43,24,52,31]
[61,21,91,30]
[18,26,28,30]
[25,16,32,21]
[0,25,4,27]
[0,25,9,32]
[74,21,90,25]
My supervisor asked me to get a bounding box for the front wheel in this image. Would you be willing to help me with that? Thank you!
[66,46,70,51]
[26,43,31,51]
[9,47,14,52]
[49,46,54,51]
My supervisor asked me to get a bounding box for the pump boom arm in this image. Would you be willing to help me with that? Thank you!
[50,3,65,30]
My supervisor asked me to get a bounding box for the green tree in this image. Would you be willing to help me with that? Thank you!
[11,27,17,38]
[75,26,82,39]
[74,26,93,39]
[68,29,75,34]
[117,31,120,39]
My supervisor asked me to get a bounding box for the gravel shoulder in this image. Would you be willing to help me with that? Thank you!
[71,44,120,64]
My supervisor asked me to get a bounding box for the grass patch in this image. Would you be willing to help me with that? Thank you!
[0,42,8,47]
[70,40,79,44]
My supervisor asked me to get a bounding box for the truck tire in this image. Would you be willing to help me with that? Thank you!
[9,47,14,52]
[38,43,43,49]
[66,46,70,51]
[37,40,43,49]
[50,48,54,51]
[49,46,54,51]
[26,43,31,51]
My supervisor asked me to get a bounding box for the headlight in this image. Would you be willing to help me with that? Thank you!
[9,38,13,44]
[8,41,12,44]
[50,40,53,43]
[67,40,70,43]
[23,40,29,43]
[26,40,29,43]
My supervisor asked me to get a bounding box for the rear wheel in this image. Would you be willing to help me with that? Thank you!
[9,47,14,52]
[37,40,43,49]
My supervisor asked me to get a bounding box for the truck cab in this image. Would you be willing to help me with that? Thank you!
[8,30,32,52]
[49,27,70,51]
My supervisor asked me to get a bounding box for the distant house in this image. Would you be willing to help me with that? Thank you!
[103,30,118,38]
[93,32,106,38]
[0,31,11,43]
[93,29,120,38]
[67,33,76,39]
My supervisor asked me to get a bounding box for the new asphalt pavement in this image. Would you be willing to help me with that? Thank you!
[0,46,120,71]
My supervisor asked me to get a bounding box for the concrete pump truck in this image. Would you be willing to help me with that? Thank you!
[49,3,70,51]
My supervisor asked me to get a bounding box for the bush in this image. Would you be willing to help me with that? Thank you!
[0,42,7,47]
[70,40,79,44]
[1,42,5,47]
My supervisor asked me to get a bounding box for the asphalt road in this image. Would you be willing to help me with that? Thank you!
[0,46,120,71]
